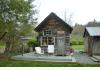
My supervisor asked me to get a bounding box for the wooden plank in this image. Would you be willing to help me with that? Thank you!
[57,31,65,34]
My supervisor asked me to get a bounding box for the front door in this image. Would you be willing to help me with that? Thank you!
[88,38,93,56]
[57,37,65,55]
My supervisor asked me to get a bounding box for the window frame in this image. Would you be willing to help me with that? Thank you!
[40,36,55,46]
[43,30,52,36]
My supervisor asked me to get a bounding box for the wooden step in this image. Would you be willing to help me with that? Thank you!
[90,57,100,62]
[93,56,100,60]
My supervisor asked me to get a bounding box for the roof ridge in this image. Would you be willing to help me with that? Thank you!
[35,12,73,31]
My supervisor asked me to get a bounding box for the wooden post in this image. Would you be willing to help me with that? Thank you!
[22,42,24,56]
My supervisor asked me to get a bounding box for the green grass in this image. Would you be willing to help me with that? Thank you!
[0,45,5,49]
[0,59,100,67]
[71,35,84,42]
[72,45,84,51]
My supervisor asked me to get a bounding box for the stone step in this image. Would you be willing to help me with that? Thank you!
[90,57,100,62]
[93,56,100,61]
[33,59,74,62]
[11,56,76,62]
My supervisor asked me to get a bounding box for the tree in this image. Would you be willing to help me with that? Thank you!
[86,19,100,27]
[63,9,73,26]
[71,23,85,45]
[0,32,7,40]
[0,0,38,54]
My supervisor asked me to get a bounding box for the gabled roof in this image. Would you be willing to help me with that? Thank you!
[35,12,73,32]
[84,27,100,37]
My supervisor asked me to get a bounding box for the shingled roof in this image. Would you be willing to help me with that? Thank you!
[35,12,73,32]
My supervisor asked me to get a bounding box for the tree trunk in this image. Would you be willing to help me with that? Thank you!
[4,41,11,54]
[0,32,7,40]
[4,36,11,55]
[10,36,15,53]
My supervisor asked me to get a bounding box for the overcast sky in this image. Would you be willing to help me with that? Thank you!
[35,0,100,26]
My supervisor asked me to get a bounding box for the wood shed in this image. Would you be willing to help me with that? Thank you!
[84,27,100,56]
[35,12,73,55]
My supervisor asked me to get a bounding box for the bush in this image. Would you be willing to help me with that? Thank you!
[27,40,39,51]
[71,41,84,45]
[0,41,5,49]
[78,41,84,45]
[27,40,39,47]
[71,41,78,45]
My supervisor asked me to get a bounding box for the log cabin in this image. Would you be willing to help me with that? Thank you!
[35,12,73,55]
[84,27,100,56]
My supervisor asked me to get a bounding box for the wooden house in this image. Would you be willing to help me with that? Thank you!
[84,27,100,56]
[35,12,73,55]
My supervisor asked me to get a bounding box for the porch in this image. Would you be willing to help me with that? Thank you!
[11,52,76,62]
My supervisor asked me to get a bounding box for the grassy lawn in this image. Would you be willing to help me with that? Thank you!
[72,45,84,51]
[71,35,84,42]
[0,59,100,67]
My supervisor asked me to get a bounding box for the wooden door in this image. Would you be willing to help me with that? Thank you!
[57,37,65,55]
[88,38,93,56]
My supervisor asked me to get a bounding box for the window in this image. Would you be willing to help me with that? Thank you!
[48,37,54,45]
[41,37,54,46]
[44,30,52,35]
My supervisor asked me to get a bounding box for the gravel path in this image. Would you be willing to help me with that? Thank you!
[11,52,100,64]
[11,52,76,62]
[74,51,100,64]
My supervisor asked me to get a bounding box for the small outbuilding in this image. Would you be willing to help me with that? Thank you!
[35,12,73,55]
[84,27,100,56]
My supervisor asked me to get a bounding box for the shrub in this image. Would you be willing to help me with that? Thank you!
[27,40,39,51]
[71,41,78,45]
[0,41,5,49]
[78,41,84,45]
[27,40,39,47]
[71,41,84,45]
